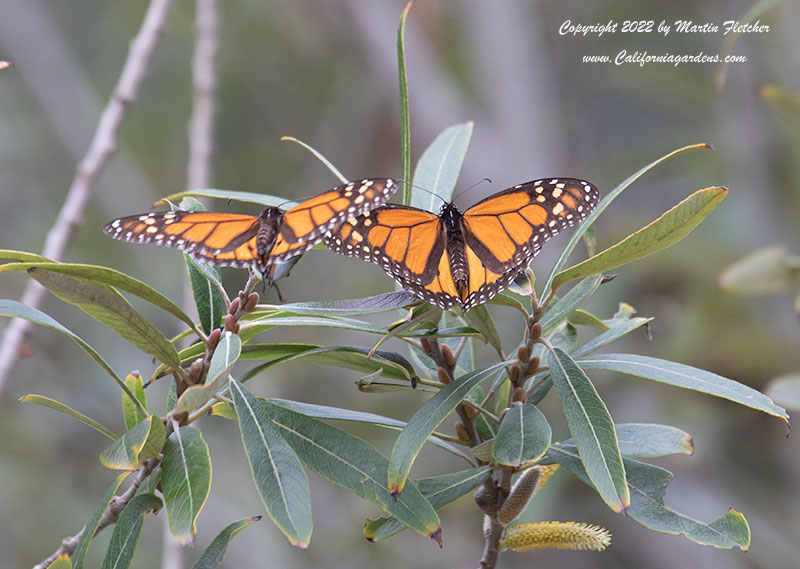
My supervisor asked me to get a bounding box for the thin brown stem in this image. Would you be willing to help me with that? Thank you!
[33,459,160,569]
[0,0,177,394]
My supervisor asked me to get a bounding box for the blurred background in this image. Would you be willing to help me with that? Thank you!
[1,1,798,568]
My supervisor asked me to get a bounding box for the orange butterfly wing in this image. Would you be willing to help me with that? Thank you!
[269,178,399,261]
[104,178,399,270]
[324,178,599,310]
[324,204,466,308]
[458,177,600,308]
[104,210,262,268]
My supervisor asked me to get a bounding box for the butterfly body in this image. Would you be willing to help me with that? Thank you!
[104,178,398,274]
[324,178,599,311]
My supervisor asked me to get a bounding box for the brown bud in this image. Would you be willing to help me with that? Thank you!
[509,364,520,384]
[454,421,471,442]
[462,402,478,419]
[474,484,496,514]
[224,314,236,332]
[526,355,541,376]
[244,292,259,313]
[437,366,452,384]
[530,323,542,341]
[189,358,204,384]
[441,343,456,368]
[228,297,241,316]
[207,328,221,350]
[420,337,432,355]
[517,344,529,363]
[512,386,526,403]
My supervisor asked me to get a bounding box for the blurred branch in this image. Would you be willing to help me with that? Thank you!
[32,459,160,569]
[187,0,220,190]
[0,0,177,394]
[165,2,221,566]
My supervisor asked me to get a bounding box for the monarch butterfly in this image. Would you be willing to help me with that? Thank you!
[323,178,599,311]
[104,178,399,274]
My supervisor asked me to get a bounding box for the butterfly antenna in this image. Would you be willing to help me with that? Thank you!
[451,177,492,202]
[397,179,448,206]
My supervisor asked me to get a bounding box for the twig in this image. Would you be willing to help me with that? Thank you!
[187,0,219,190]
[0,0,177,394]
[33,460,160,569]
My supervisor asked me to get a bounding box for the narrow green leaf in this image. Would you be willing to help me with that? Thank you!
[159,188,297,209]
[625,459,750,549]
[175,333,241,414]
[1,299,128,394]
[139,416,166,461]
[411,122,473,210]
[548,423,693,460]
[572,316,653,358]
[548,347,629,512]
[576,353,789,421]
[463,303,502,353]
[493,400,552,467]
[268,399,473,464]
[242,313,390,335]
[190,517,261,569]
[210,401,238,420]
[162,426,212,545]
[122,373,148,430]
[364,467,491,541]
[73,473,128,569]
[550,447,750,549]
[186,256,225,335]
[542,143,713,298]
[373,302,442,354]
[263,401,442,543]
[239,343,414,383]
[100,416,162,470]
[539,276,603,334]
[229,381,312,548]
[280,136,348,183]
[397,0,413,201]
[714,0,783,92]
[718,244,800,295]
[0,249,55,263]
[101,493,162,569]
[388,361,509,495]
[552,187,728,290]
[568,309,610,330]
[549,322,578,353]
[28,268,181,370]
[274,291,419,316]
[0,262,197,331]
[19,394,117,440]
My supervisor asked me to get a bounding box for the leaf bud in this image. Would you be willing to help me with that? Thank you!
[454,421,471,442]
[441,343,456,367]
[526,355,541,376]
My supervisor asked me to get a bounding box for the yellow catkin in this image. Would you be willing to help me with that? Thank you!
[536,463,560,488]
[500,521,612,552]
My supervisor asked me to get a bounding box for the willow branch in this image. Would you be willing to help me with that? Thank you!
[0,0,177,394]
[186,0,219,190]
